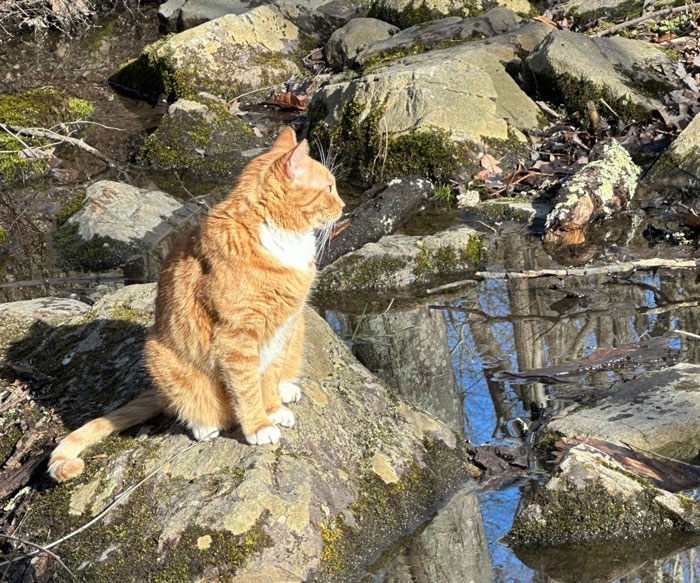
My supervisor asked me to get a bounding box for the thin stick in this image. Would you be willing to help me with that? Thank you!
[426,257,700,293]
[673,329,700,340]
[0,534,74,579]
[596,2,700,36]
[0,439,202,570]
[0,123,117,168]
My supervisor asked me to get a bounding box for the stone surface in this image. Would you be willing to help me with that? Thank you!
[316,225,485,298]
[0,297,90,324]
[325,18,399,69]
[109,6,302,101]
[556,0,643,24]
[472,200,550,225]
[642,110,700,202]
[158,0,188,30]
[56,181,201,272]
[508,442,700,546]
[356,6,538,66]
[525,30,677,120]
[547,363,700,460]
[0,285,476,582]
[139,97,255,178]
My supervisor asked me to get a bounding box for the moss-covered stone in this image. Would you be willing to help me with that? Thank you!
[0,87,93,185]
[139,98,254,178]
[367,0,480,28]
[54,222,137,272]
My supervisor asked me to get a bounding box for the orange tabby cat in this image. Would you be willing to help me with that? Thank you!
[48,127,344,482]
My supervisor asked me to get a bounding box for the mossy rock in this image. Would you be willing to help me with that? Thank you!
[0,87,93,186]
[139,97,255,179]
[108,6,303,102]
[0,287,478,582]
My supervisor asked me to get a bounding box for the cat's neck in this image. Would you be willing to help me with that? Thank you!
[259,219,315,270]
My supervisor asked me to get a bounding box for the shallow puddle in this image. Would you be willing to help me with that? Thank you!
[321,231,700,582]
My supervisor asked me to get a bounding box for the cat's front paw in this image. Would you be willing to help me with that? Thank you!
[191,426,220,442]
[246,424,281,445]
[269,406,295,427]
[278,381,301,404]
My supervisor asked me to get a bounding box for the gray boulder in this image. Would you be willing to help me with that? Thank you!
[0,285,476,582]
[56,181,201,273]
[0,297,90,325]
[326,17,399,69]
[109,6,302,101]
[508,442,700,546]
[526,29,677,120]
[546,363,700,461]
[641,111,700,202]
[556,0,644,25]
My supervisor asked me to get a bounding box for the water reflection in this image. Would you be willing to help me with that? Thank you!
[323,233,700,582]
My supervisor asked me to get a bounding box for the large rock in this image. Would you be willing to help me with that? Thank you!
[507,442,700,546]
[139,97,255,178]
[546,363,700,460]
[0,297,90,325]
[310,37,544,183]
[641,111,700,203]
[356,7,545,67]
[109,6,303,101]
[55,180,201,273]
[316,225,485,302]
[367,0,533,29]
[525,30,677,120]
[555,0,643,25]
[0,285,477,582]
[325,18,399,69]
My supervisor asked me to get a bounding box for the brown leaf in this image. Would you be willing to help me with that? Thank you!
[330,218,351,240]
[479,153,503,176]
[533,14,558,28]
[260,92,308,111]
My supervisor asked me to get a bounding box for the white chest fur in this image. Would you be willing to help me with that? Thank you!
[259,219,315,270]
[259,313,296,372]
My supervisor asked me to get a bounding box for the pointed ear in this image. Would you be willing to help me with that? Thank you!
[278,139,309,180]
[271,126,297,152]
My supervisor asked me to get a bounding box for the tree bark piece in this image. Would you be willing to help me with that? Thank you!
[319,175,433,268]
[543,140,641,245]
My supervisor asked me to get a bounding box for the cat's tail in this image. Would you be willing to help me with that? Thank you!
[48,389,162,482]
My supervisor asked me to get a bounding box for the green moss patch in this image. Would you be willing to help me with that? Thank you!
[139,98,254,179]
[54,222,136,272]
[0,87,93,185]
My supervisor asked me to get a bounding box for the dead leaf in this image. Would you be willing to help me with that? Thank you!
[260,92,308,111]
[479,153,503,176]
[533,14,558,28]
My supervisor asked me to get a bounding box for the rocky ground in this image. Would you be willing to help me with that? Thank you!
[1,0,700,580]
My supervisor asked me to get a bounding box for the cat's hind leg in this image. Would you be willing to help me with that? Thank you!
[145,337,233,441]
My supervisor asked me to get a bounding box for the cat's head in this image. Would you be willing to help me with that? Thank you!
[263,127,344,233]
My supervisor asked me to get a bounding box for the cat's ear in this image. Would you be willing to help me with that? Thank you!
[271,126,297,151]
[279,139,309,180]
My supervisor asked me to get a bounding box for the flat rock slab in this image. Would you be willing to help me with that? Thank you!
[526,29,676,120]
[547,363,700,460]
[110,6,301,100]
[0,297,91,324]
[0,284,476,582]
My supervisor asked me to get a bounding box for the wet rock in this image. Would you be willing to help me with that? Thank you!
[0,297,90,325]
[356,7,544,67]
[508,442,700,546]
[471,199,550,225]
[0,87,93,186]
[546,363,700,461]
[55,181,201,272]
[363,487,492,581]
[543,140,640,245]
[1,285,477,582]
[310,35,543,183]
[525,30,676,121]
[326,18,399,70]
[109,6,302,101]
[555,0,643,25]
[139,96,255,179]
[641,110,700,203]
[316,225,485,297]
[367,0,532,29]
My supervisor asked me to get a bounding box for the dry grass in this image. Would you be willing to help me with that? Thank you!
[0,0,95,38]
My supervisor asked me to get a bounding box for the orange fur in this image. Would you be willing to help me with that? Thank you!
[48,127,344,482]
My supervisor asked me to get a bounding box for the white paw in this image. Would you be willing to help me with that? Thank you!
[268,406,295,428]
[191,426,220,442]
[278,381,301,404]
[246,425,281,445]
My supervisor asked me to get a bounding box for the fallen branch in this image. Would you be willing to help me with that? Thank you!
[0,533,74,579]
[0,438,202,571]
[596,2,700,37]
[0,123,117,168]
[426,257,700,293]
